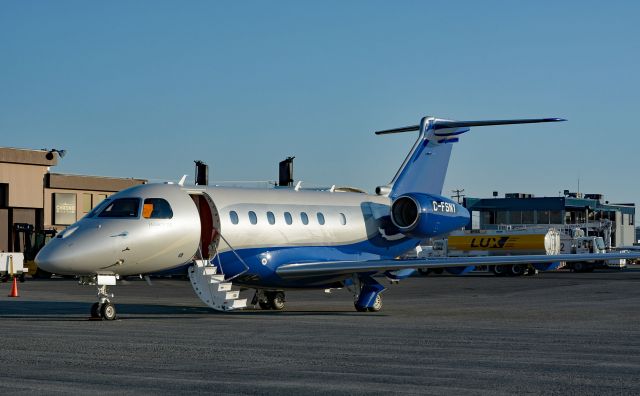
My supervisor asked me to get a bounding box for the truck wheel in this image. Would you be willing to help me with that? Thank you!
[492,265,507,277]
[418,268,431,276]
[510,264,526,277]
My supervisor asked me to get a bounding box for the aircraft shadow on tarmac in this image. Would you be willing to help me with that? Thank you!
[0,300,369,320]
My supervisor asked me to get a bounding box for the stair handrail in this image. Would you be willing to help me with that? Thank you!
[214,232,250,282]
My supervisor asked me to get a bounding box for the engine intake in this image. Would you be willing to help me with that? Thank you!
[390,193,470,238]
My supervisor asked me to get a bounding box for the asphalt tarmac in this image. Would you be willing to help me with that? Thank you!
[1,268,639,395]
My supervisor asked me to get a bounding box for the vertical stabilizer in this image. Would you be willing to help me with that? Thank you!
[374,116,566,199]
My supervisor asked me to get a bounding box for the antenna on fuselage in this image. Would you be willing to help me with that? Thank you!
[278,156,295,187]
[195,160,209,186]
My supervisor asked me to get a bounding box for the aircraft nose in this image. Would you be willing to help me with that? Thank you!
[35,239,70,275]
[35,227,96,275]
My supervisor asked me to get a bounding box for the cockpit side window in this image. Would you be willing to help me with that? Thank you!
[142,198,173,219]
[98,198,141,218]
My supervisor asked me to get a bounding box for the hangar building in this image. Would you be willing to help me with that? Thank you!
[0,146,146,252]
[464,192,636,247]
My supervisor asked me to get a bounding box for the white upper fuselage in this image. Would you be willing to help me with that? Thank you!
[36,183,408,281]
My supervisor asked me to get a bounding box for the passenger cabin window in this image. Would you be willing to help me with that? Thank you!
[98,198,140,218]
[142,198,173,219]
[267,211,276,225]
[317,212,325,225]
[339,213,347,225]
[230,211,239,224]
[284,212,293,225]
[249,211,258,225]
[300,212,309,225]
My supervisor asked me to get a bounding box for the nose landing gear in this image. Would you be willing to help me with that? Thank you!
[81,275,118,321]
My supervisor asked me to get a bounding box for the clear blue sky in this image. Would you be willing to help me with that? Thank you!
[1,1,638,207]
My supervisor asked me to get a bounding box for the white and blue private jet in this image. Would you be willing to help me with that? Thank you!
[35,116,640,320]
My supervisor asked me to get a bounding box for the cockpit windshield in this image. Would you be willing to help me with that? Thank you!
[98,198,141,218]
[83,198,112,219]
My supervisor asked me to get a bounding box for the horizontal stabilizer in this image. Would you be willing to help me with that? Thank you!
[375,117,566,135]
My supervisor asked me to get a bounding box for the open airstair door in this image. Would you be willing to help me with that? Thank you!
[187,191,247,311]
[189,192,221,260]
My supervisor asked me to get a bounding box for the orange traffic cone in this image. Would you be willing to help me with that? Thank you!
[8,276,19,297]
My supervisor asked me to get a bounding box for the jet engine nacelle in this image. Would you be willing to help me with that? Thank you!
[390,193,470,238]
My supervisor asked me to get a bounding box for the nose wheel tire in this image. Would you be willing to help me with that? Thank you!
[100,302,117,320]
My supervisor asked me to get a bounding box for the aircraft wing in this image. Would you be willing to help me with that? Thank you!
[276,252,640,279]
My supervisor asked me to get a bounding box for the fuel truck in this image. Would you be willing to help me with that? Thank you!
[416,228,562,276]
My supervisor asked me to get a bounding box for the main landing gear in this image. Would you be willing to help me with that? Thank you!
[81,275,118,321]
[253,290,286,310]
[349,275,384,312]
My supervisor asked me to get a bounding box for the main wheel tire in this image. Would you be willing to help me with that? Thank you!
[367,294,383,312]
[100,302,117,320]
[270,292,286,311]
[90,302,101,318]
[573,262,585,272]
[354,304,368,312]
[258,300,272,310]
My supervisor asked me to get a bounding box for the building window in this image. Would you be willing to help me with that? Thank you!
[300,212,309,225]
[522,211,534,224]
[142,198,173,219]
[630,215,635,226]
[339,213,347,225]
[496,211,508,224]
[267,211,276,225]
[510,211,522,224]
[317,212,325,225]
[549,211,562,224]
[536,210,550,224]
[82,193,92,214]
[248,211,257,225]
[284,212,293,225]
[230,211,239,224]
[53,193,77,225]
[481,211,495,225]
[96,194,108,206]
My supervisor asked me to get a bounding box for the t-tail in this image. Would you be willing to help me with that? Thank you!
[375,116,566,199]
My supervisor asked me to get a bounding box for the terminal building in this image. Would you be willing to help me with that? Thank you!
[0,147,146,252]
[464,192,636,247]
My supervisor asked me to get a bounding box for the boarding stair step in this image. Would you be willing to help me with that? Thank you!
[187,262,245,312]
